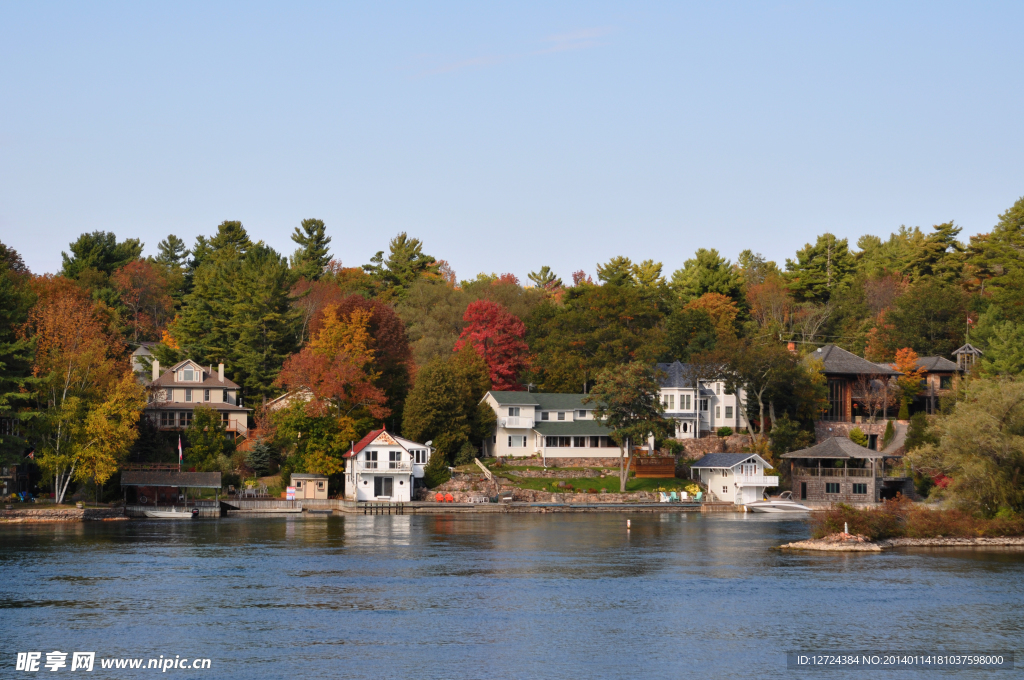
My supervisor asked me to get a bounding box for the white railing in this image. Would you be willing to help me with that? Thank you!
[501,416,535,429]
[355,461,411,473]
[736,475,779,487]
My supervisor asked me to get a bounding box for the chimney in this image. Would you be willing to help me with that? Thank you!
[787,342,797,354]
[218,363,224,382]
[152,359,160,381]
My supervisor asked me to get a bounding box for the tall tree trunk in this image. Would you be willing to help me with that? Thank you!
[756,389,766,444]
[619,436,631,493]
[769,400,777,432]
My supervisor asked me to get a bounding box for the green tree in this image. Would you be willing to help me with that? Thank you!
[980,320,1024,376]
[632,260,666,288]
[904,412,938,452]
[422,442,452,488]
[60,231,144,280]
[290,218,332,281]
[528,266,561,289]
[670,248,743,303]
[867,279,969,359]
[660,307,717,362]
[402,348,494,463]
[596,256,636,287]
[185,405,232,471]
[908,377,1024,515]
[245,439,274,477]
[906,222,965,283]
[737,250,781,286]
[584,362,669,492]
[785,233,855,303]
[208,220,252,255]
[152,234,190,304]
[848,427,869,447]
[0,251,37,463]
[364,232,439,300]
[966,194,1024,297]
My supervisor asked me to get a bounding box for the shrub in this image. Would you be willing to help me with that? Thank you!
[882,419,895,447]
[716,426,733,437]
[454,441,477,466]
[898,397,910,420]
[422,448,451,488]
[811,495,1024,540]
[848,427,869,447]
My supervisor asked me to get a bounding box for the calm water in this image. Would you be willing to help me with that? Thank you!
[1,513,1021,679]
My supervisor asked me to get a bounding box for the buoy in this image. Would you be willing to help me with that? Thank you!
[626,519,631,530]
[844,522,849,535]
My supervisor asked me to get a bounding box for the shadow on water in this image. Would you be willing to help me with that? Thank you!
[1,513,1022,679]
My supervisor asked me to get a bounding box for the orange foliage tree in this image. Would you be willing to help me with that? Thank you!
[685,293,739,338]
[112,260,174,343]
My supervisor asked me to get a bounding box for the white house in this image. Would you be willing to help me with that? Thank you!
[689,453,778,505]
[145,359,250,440]
[481,391,624,460]
[342,428,432,502]
[655,361,748,438]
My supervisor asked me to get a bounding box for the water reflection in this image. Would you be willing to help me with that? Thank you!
[1,514,1022,679]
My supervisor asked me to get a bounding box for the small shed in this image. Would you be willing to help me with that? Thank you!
[290,473,328,500]
[121,469,222,506]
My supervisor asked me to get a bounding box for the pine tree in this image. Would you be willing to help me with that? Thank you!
[0,253,37,464]
[290,218,332,281]
[785,233,855,303]
[670,249,742,302]
[363,232,439,299]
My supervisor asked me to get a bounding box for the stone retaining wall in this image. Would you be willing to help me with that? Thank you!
[0,507,126,523]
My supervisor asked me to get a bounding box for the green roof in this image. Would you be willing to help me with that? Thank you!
[533,421,612,436]
[487,391,597,411]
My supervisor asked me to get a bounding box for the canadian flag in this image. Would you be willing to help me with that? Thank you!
[178,436,183,466]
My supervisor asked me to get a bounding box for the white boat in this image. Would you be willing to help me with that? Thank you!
[143,507,198,519]
[745,491,813,513]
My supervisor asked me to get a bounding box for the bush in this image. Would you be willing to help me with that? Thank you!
[662,439,686,455]
[422,448,451,488]
[898,397,910,420]
[812,495,1024,540]
[882,419,895,447]
[848,427,869,447]
[716,427,733,437]
[454,441,477,466]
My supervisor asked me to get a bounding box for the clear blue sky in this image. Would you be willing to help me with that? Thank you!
[2,1,1023,280]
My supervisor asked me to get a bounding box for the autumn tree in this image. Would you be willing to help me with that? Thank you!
[584,362,670,492]
[112,260,174,343]
[684,293,739,339]
[453,300,529,391]
[26,279,144,503]
[893,347,925,403]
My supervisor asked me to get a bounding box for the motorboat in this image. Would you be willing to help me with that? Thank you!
[143,507,199,519]
[745,491,813,513]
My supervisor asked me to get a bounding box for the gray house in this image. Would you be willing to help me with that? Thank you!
[781,437,913,504]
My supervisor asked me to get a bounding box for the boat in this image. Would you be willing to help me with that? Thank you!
[745,491,813,513]
[143,507,199,519]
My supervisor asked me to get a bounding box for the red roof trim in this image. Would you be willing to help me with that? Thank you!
[345,429,384,458]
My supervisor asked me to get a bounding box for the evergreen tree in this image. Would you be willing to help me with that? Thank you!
[290,218,332,281]
[596,256,635,287]
[364,232,438,299]
[670,249,743,303]
[154,234,190,268]
[422,442,451,488]
[208,220,252,255]
[980,321,1024,376]
[906,222,965,283]
[527,265,561,289]
[185,405,232,471]
[785,233,855,303]
[245,439,274,477]
[60,231,144,280]
[0,252,37,463]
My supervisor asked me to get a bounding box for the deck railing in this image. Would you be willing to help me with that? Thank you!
[794,466,904,478]
[736,475,780,486]
[355,461,411,473]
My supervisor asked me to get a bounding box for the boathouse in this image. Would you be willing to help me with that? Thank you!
[781,437,913,504]
[121,466,222,507]
[689,453,778,505]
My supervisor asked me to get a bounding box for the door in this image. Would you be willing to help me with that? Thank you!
[800,482,807,500]
[373,476,394,498]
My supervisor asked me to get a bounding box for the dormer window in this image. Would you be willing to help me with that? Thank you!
[183,367,195,382]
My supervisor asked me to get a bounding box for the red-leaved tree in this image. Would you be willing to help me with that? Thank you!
[453,300,529,391]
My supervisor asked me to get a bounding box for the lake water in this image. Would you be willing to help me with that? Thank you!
[1,513,1021,679]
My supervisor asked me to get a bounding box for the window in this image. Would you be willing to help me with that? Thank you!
[573,436,587,448]
[365,451,378,469]
[373,476,393,497]
[223,389,229,403]
[557,411,565,421]
[414,449,429,463]
[700,399,708,411]
[940,375,952,390]
[183,368,194,382]
[681,422,689,434]
[507,436,526,448]
[663,395,674,410]
[185,389,192,403]
[295,481,303,488]
[684,394,691,410]
[725,406,733,419]
[716,383,720,395]
[577,410,587,418]
[317,481,324,490]
[826,482,840,494]
[508,407,520,417]
[722,486,728,495]
[221,412,230,426]
[180,411,193,428]
[853,483,867,494]
[389,451,401,469]
[715,406,721,418]
[160,411,174,427]
[541,412,549,421]
[204,389,210,402]
[545,436,571,447]
[825,379,845,422]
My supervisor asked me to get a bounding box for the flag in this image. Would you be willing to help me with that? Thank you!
[967,315,974,327]
[27,450,34,460]
[178,436,183,465]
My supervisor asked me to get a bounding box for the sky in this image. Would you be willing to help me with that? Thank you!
[2,1,1023,281]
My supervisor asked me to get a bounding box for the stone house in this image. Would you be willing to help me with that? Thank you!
[781,437,913,504]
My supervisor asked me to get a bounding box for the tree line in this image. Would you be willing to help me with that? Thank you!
[1,194,1023,500]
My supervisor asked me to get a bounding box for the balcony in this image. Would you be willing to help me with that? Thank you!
[794,467,903,478]
[736,475,779,487]
[355,461,411,473]
[501,416,535,429]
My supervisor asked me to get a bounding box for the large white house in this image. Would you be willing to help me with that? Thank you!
[481,391,624,460]
[342,428,432,502]
[690,453,778,505]
[655,361,748,438]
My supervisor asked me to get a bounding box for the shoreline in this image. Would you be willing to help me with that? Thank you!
[780,536,1024,552]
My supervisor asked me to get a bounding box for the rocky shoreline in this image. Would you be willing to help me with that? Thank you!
[0,507,127,523]
[781,533,1024,552]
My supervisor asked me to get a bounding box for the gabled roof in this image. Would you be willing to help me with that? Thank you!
[953,343,983,357]
[807,345,901,376]
[780,436,883,460]
[487,391,540,406]
[485,391,592,411]
[916,356,960,372]
[345,428,412,457]
[691,453,770,469]
[655,361,696,388]
[150,360,241,389]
